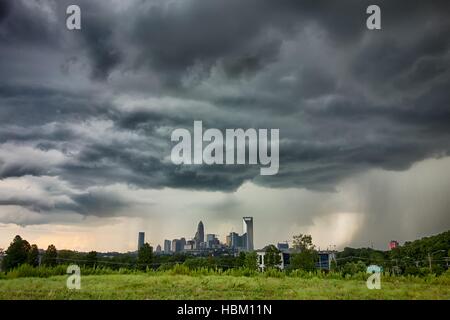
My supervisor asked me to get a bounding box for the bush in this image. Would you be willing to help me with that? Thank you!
[341,261,367,276]
[183,258,210,270]
[223,267,258,277]
[264,267,285,278]
[4,264,68,279]
[168,264,192,276]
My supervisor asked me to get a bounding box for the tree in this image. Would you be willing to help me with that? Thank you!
[183,257,209,269]
[342,261,366,276]
[137,243,153,270]
[292,234,315,252]
[85,251,98,268]
[27,244,40,267]
[264,245,281,269]
[290,234,318,271]
[3,235,31,270]
[290,251,318,271]
[42,245,58,267]
[244,251,258,270]
[236,251,246,267]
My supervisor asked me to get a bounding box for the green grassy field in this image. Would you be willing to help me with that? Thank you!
[0,274,449,299]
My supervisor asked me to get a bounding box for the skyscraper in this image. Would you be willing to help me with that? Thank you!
[138,232,145,251]
[172,239,179,253]
[164,240,171,253]
[206,234,220,248]
[226,234,232,247]
[194,221,205,249]
[243,217,254,251]
[227,231,245,250]
[180,237,186,251]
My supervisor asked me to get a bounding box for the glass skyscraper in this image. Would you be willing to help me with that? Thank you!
[243,217,254,251]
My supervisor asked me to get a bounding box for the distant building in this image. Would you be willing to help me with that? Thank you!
[206,234,220,248]
[194,221,205,249]
[227,231,247,250]
[138,232,145,251]
[243,217,254,251]
[172,239,183,253]
[256,250,287,271]
[155,245,161,253]
[277,242,289,251]
[226,234,232,247]
[172,239,178,253]
[164,240,171,253]
[180,238,186,251]
[389,240,399,250]
[184,240,195,251]
[316,251,337,271]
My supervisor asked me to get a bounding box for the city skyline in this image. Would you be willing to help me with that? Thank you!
[0,212,443,254]
[0,0,450,253]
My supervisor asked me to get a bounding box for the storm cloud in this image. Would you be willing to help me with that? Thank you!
[0,0,449,248]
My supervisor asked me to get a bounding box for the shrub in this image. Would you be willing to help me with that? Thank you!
[168,264,192,276]
[264,267,285,278]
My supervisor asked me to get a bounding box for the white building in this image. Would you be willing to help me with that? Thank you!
[256,250,287,271]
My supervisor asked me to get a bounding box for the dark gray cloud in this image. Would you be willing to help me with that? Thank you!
[0,0,449,238]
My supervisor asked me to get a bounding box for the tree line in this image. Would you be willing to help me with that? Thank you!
[1,230,449,275]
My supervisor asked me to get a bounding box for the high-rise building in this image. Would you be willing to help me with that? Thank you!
[180,237,186,251]
[227,232,245,249]
[184,240,195,251]
[138,232,145,251]
[243,217,254,251]
[155,245,161,253]
[164,240,171,253]
[206,234,220,248]
[194,221,205,248]
[241,232,248,250]
[226,234,232,247]
[172,239,179,253]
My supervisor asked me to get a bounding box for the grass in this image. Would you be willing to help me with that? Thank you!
[0,273,449,299]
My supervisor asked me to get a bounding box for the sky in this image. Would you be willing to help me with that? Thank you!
[0,0,449,252]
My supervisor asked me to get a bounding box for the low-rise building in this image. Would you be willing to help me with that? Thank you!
[316,251,337,271]
[256,250,288,271]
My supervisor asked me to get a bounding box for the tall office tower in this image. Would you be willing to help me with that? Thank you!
[206,234,214,248]
[155,245,161,253]
[164,240,171,253]
[180,237,186,251]
[228,232,242,249]
[226,234,232,247]
[194,221,205,248]
[206,234,220,248]
[172,239,179,253]
[176,240,183,252]
[242,217,254,251]
[138,232,145,251]
[185,240,195,251]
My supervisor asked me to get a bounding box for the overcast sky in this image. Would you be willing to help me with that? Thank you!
[0,0,449,252]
